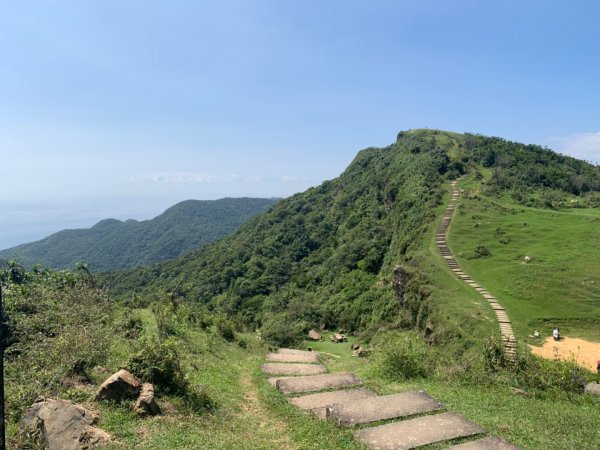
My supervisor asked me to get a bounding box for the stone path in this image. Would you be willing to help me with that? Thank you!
[263,349,518,449]
[437,180,517,359]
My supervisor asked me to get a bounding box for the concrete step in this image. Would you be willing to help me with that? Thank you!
[289,387,376,418]
[275,372,361,395]
[444,436,519,449]
[277,348,320,357]
[266,353,320,363]
[262,363,327,376]
[326,391,443,427]
[355,411,484,450]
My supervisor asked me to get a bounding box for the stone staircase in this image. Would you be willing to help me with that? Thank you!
[437,180,517,359]
[263,349,518,449]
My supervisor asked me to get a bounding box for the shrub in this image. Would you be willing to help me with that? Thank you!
[372,331,431,380]
[474,245,491,257]
[215,316,236,342]
[118,311,143,339]
[128,338,187,394]
[260,313,305,347]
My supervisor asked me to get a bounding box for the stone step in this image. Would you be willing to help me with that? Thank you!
[277,348,320,357]
[326,391,443,427]
[355,412,484,450]
[262,363,327,376]
[483,294,496,300]
[289,387,376,418]
[266,353,319,363]
[276,372,361,395]
[444,436,519,449]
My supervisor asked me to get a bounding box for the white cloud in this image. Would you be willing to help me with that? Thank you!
[128,172,240,183]
[279,175,311,183]
[549,132,600,165]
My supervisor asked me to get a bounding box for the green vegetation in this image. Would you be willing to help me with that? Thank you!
[1,267,371,449]
[4,129,600,449]
[108,130,599,352]
[0,197,278,272]
[305,331,600,449]
[447,173,600,341]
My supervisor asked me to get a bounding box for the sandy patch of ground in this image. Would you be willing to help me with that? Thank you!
[529,336,600,371]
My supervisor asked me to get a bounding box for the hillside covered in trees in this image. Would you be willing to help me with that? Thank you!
[108,129,600,346]
[0,197,278,272]
[5,129,600,449]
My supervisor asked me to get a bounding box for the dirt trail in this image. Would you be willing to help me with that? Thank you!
[239,372,296,450]
[529,336,600,371]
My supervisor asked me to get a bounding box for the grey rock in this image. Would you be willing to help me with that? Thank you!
[584,382,600,396]
[308,329,322,341]
[134,383,160,417]
[20,397,110,450]
[96,369,141,401]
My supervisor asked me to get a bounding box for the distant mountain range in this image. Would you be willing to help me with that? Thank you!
[0,198,279,272]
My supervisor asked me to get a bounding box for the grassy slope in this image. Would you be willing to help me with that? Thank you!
[95,317,367,450]
[447,175,600,342]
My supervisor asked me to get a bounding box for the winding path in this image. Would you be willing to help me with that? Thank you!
[437,180,516,358]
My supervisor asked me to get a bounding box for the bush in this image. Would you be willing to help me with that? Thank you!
[474,245,491,258]
[128,338,187,394]
[372,331,431,380]
[118,311,143,339]
[215,316,236,342]
[260,313,305,347]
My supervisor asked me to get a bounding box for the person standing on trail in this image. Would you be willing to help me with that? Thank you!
[552,327,560,341]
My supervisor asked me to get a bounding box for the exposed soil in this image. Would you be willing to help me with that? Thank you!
[529,336,600,371]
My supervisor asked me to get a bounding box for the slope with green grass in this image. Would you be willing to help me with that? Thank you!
[446,174,600,342]
[0,197,278,272]
[6,129,600,449]
[107,129,600,355]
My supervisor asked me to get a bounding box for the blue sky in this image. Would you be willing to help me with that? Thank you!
[1,0,599,249]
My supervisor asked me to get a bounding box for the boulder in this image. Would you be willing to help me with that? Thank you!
[96,369,141,401]
[584,382,600,397]
[524,255,532,263]
[355,348,371,357]
[134,383,160,417]
[332,333,346,343]
[20,397,110,450]
[308,329,322,341]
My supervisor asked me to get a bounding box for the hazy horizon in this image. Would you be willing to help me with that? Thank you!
[1,1,599,250]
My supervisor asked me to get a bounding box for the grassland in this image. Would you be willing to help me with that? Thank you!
[304,332,600,450]
[87,316,367,450]
[445,177,600,343]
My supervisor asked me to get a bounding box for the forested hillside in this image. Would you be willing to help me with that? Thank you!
[0,197,278,272]
[108,129,600,346]
[5,130,600,449]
